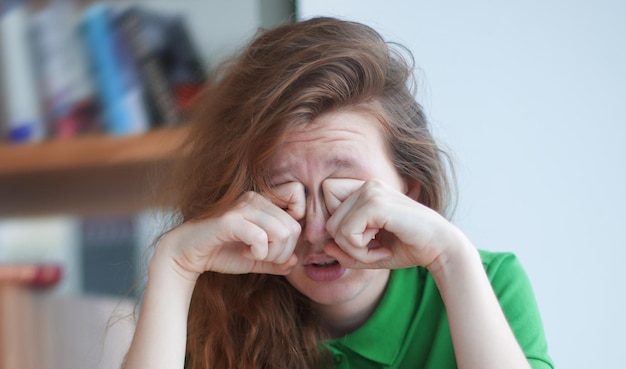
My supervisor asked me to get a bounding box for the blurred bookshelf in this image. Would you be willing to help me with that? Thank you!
[0,125,188,217]
[0,0,295,218]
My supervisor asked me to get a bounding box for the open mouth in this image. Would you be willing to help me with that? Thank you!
[304,255,345,282]
[310,260,340,267]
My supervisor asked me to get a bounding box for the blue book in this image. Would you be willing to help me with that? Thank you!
[80,3,149,136]
[0,2,45,143]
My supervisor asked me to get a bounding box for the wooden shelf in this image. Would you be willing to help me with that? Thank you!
[0,126,189,174]
[0,126,189,217]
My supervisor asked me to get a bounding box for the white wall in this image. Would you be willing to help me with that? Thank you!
[299,1,625,368]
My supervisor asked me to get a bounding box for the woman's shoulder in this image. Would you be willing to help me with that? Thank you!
[406,249,533,296]
[476,249,537,302]
[477,249,524,276]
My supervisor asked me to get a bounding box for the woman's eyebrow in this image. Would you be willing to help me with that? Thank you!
[269,172,290,185]
[269,164,291,181]
[269,154,366,184]
[273,155,364,174]
[328,157,365,172]
[324,154,372,177]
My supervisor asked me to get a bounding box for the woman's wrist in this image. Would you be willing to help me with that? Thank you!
[124,234,196,369]
[149,232,202,291]
[425,226,480,284]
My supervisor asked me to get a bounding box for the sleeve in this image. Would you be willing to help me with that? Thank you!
[481,251,555,369]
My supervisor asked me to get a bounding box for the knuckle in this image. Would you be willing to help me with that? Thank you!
[338,228,356,245]
[239,191,260,204]
[361,184,385,206]
[288,219,302,235]
[275,252,291,265]
[364,178,384,188]
[273,225,291,242]
[288,181,305,194]
[220,210,241,227]
[275,182,304,200]
[362,179,386,196]
[251,227,269,245]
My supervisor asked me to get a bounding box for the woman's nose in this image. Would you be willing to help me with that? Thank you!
[301,196,330,245]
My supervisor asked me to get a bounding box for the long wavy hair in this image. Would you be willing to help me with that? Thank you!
[172,17,453,369]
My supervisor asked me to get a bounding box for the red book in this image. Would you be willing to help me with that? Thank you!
[0,264,63,288]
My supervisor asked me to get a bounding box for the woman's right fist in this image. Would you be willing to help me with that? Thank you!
[153,183,306,280]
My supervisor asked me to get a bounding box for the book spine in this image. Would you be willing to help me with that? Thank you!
[0,9,6,139]
[0,3,45,143]
[28,1,101,138]
[80,3,149,136]
[168,17,207,116]
[115,7,180,127]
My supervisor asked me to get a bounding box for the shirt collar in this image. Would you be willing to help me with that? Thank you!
[327,267,419,365]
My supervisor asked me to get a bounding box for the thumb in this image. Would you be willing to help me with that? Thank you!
[269,182,306,220]
[322,178,364,214]
[249,254,298,275]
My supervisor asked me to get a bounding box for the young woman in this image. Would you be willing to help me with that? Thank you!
[123,17,553,369]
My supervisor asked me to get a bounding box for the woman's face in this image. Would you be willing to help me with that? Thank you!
[270,109,407,323]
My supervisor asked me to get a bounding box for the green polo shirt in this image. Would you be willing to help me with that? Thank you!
[325,250,554,369]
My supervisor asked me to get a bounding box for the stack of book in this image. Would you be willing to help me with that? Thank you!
[0,0,206,144]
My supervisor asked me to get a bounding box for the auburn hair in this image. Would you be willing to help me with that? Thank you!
[171,17,452,369]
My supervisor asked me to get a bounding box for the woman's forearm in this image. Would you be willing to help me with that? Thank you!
[429,238,531,369]
[122,248,197,369]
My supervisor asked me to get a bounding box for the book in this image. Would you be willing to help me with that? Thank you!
[80,215,138,297]
[113,5,206,126]
[80,2,150,136]
[27,0,102,138]
[114,5,180,127]
[0,264,63,288]
[0,1,45,143]
[159,11,207,117]
[0,13,6,139]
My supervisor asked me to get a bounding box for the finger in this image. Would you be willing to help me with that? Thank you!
[241,213,299,264]
[232,221,297,265]
[322,178,364,214]
[241,195,301,263]
[270,182,306,220]
[248,254,299,275]
[325,188,375,250]
[326,180,392,251]
[226,220,270,260]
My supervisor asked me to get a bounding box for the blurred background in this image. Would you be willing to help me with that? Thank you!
[0,0,294,368]
[1,0,624,368]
